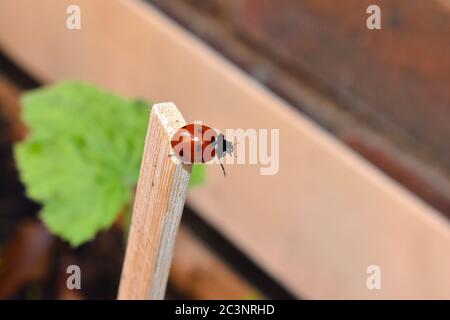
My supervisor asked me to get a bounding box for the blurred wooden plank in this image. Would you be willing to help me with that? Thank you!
[1,0,450,299]
[170,225,261,300]
[231,0,450,167]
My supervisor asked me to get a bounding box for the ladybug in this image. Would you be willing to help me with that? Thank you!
[170,123,233,176]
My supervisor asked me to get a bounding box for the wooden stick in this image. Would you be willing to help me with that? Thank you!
[118,102,191,300]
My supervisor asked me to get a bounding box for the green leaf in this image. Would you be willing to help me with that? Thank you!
[15,81,206,246]
[15,82,150,246]
[189,164,206,187]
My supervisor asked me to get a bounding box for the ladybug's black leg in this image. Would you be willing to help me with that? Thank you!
[219,158,227,177]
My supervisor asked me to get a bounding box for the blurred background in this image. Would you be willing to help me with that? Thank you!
[0,0,449,299]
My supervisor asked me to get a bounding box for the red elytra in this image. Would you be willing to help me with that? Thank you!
[170,123,233,176]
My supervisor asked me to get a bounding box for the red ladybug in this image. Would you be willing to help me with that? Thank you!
[170,123,233,176]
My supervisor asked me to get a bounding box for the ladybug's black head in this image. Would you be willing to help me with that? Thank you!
[215,133,233,159]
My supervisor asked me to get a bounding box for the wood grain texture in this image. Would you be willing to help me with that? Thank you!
[1,0,450,299]
[118,102,191,300]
